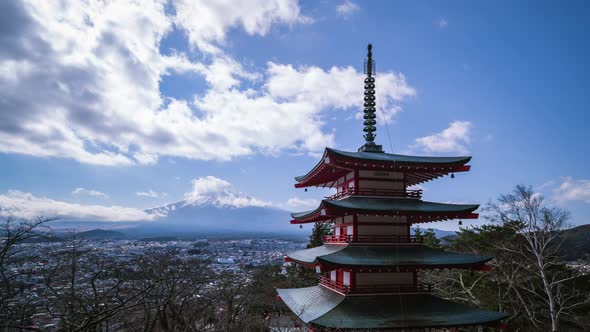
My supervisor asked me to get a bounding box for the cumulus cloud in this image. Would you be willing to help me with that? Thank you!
[412,121,472,154]
[286,197,320,209]
[553,177,590,204]
[72,187,109,199]
[184,176,271,208]
[174,0,312,54]
[266,63,415,125]
[0,0,414,166]
[0,190,155,221]
[336,0,360,18]
[136,190,167,199]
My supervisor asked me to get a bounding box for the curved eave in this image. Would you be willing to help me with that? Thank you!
[290,202,331,224]
[277,286,508,329]
[294,148,472,188]
[290,198,479,224]
[294,149,331,186]
[285,245,492,270]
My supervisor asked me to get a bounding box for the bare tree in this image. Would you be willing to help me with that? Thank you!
[423,269,485,306]
[125,249,214,332]
[486,185,590,332]
[0,216,53,331]
[42,234,153,332]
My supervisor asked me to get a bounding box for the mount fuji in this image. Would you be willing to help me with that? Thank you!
[142,185,300,236]
[136,176,312,238]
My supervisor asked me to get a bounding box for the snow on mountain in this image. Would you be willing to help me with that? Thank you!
[147,176,272,215]
[142,176,303,235]
[182,176,271,208]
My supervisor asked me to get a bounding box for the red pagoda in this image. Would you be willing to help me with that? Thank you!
[277,44,507,331]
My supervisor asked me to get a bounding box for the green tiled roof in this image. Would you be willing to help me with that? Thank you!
[328,148,472,164]
[295,148,471,182]
[277,286,345,323]
[291,197,479,220]
[287,245,491,268]
[277,286,507,329]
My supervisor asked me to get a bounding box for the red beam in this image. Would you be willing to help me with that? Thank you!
[455,165,471,172]
[290,215,332,224]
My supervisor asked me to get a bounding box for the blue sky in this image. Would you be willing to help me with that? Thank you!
[0,0,589,230]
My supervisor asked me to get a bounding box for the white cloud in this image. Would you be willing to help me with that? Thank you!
[286,197,320,209]
[413,121,472,154]
[136,190,167,199]
[0,190,155,221]
[553,177,590,204]
[174,0,311,54]
[408,184,427,192]
[72,187,109,199]
[266,63,415,126]
[336,0,360,18]
[436,18,448,28]
[184,176,271,208]
[0,0,413,166]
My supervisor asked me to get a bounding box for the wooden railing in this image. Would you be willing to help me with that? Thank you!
[318,275,432,294]
[326,188,422,200]
[318,275,349,294]
[323,234,423,244]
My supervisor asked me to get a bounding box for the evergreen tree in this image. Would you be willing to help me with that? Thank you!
[413,226,441,249]
[307,222,332,248]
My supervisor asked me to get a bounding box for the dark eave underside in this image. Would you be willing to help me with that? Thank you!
[286,245,492,268]
[290,197,479,222]
[277,286,507,329]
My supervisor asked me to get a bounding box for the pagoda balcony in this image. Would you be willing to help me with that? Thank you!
[323,234,424,245]
[318,275,432,295]
[326,187,422,200]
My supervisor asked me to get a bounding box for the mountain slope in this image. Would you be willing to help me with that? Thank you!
[559,224,590,261]
[139,183,307,236]
[144,201,298,235]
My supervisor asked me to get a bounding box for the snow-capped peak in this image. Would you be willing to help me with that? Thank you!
[144,176,272,218]
[182,176,271,208]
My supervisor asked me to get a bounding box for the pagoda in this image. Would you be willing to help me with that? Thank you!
[277,45,507,331]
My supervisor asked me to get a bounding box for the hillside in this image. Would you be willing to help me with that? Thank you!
[560,224,590,261]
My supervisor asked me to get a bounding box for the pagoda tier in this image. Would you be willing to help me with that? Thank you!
[290,197,479,225]
[284,245,491,296]
[277,286,508,331]
[295,148,471,188]
[284,245,491,270]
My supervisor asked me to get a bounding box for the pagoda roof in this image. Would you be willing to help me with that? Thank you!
[285,245,491,270]
[291,197,479,223]
[277,286,507,329]
[326,148,472,164]
[295,148,472,188]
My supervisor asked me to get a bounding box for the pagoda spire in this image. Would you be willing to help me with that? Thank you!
[358,43,383,153]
